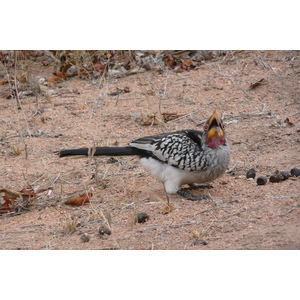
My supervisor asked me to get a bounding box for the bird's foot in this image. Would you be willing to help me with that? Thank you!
[187,183,213,190]
[177,189,211,201]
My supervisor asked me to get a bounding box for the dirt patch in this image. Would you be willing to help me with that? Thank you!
[0,50,299,249]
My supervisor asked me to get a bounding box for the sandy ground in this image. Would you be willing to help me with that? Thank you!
[0,50,299,250]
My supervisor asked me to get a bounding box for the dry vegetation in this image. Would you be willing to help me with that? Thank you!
[0,50,299,249]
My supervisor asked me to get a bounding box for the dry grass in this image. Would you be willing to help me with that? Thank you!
[61,215,79,235]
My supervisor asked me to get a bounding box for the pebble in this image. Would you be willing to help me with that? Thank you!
[257,176,267,185]
[99,225,112,236]
[80,233,90,242]
[280,171,289,180]
[246,168,256,179]
[136,212,149,223]
[290,168,300,177]
[269,174,284,183]
[192,239,208,246]
[66,65,78,76]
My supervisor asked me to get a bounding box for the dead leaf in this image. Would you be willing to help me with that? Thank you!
[48,72,69,83]
[93,62,106,72]
[64,192,93,206]
[0,79,6,85]
[0,188,22,200]
[182,58,192,67]
[19,187,37,201]
[0,195,13,213]
[162,112,185,122]
[284,117,294,127]
[174,67,185,73]
[0,186,51,214]
[163,55,177,69]
[54,71,69,79]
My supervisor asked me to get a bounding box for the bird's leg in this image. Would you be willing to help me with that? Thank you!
[177,189,210,201]
[187,183,213,189]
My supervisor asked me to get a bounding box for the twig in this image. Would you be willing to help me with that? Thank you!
[291,111,300,116]
[122,202,135,209]
[138,221,199,231]
[282,204,299,216]
[54,102,77,106]
[195,205,231,215]
[19,224,45,228]
[13,51,21,110]
[1,230,39,234]
[166,109,203,123]
[225,163,237,173]
[5,134,20,139]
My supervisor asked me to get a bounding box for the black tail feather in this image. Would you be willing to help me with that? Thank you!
[58,147,141,157]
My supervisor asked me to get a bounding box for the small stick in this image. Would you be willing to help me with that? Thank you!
[2,230,39,234]
[138,221,199,231]
[166,109,203,123]
[282,204,299,216]
[225,163,237,173]
[195,204,231,215]
[13,51,21,110]
[20,224,45,228]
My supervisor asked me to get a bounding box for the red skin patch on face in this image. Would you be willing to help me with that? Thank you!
[206,136,226,149]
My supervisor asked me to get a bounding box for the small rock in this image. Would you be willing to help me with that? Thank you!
[257,176,267,185]
[246,168,256,179]
[80,233,90,242]
[136,212,149,223]
[229,200,239,204]
[99,225,112,236]
[192,239,207,246]
[66,65,78,77]
[280,171,289,180]
[106,157,118,164]
[269,174,284,183]
[291,168,300,177]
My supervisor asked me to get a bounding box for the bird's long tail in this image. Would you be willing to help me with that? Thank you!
[58,147,141,157]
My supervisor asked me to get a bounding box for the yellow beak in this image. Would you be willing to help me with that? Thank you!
[207,110,224,139]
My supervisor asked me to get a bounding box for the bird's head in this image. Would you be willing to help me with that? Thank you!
[204,110,226,149]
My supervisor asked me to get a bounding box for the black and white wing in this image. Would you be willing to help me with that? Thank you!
[129,130,208,171]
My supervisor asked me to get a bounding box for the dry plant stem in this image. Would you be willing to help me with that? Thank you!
[282,204,299,216]
[98,68,107,88]
[2,229,39,234]
[166,109,203,124]
[196,204,231,215]
[20,224,45,228]
[13,51,21,110]
[139,221,200,231]
[225,163,237,173]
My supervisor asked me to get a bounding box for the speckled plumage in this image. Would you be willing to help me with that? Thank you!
[130,129,230,194]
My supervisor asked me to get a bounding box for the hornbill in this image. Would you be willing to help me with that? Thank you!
[57,110,230,200]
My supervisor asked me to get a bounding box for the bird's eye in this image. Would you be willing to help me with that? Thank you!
[204,124,208,131]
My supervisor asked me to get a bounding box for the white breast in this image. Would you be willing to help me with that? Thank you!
[139,143,230,194]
